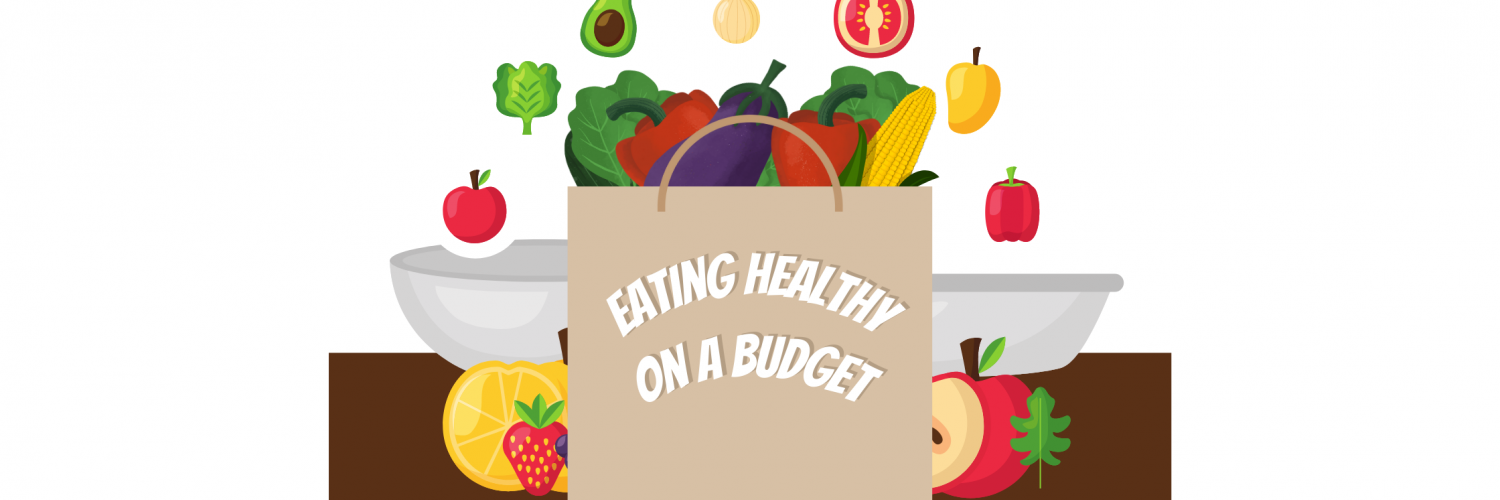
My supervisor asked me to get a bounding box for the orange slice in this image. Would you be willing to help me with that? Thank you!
[442,360,568,492]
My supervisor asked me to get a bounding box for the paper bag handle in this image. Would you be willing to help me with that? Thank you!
[657,114,844,212]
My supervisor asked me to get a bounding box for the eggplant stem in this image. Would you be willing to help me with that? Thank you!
[760,60,787,87]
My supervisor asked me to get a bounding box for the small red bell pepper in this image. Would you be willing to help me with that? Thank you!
[770,84,878,186]
[610,91,718,186]
[986,166,1040,242]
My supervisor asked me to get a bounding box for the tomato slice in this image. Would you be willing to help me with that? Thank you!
[834,0,915,58]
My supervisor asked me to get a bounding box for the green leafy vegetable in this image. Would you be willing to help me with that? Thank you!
[874,71,919,107]
[564,71,674,186]
[567,87,637,186]
[838,126,868,187]
[801,66,917,124]
[495,62,562,135]
[900,170,939,187]
[1011,387,1071,488]
[977,337,1006,373]
[564,132,613,186]
[605,71,668,130]
[607,71,659,102]
[756,155,779,186]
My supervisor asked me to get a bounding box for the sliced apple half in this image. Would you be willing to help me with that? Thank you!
[932,377,984,488]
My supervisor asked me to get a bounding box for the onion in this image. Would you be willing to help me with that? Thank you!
[713,0,760,44]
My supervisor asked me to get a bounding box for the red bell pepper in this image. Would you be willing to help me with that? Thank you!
[610,91,718,186]
[986,167,1040,242]
[770,84,879,186]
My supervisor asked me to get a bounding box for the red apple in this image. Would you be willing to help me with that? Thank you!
[443,169,506,244]
[932,339,1032,498]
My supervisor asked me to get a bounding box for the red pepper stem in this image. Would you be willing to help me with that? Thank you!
[999,166,1025,187]
[606,98,667,127]
[818,84,869,127]
[469,169,480,190]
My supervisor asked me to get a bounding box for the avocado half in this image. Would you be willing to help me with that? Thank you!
[580,0,636,58]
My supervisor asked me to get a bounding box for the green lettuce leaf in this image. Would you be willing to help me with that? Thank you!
[494,61,561,135]
[800,66,917,124]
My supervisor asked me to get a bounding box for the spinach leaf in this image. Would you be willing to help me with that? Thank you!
[800,94,824,113]
[606,70,660,103]
[874,71,919,106]
[899,170,939,187]
[566,86,636,187]
[564,132,614,186]
[756,155,779,186]
[838,126,868,187]
[827,66,887,123]
[801,67,917,124]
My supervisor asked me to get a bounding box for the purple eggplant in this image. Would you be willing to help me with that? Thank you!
[644,60,789,187]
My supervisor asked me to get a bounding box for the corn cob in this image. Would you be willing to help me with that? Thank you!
[863,87,937,186]
[862,91,911,184]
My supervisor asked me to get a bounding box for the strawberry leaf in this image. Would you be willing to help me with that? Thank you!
[978,337,1006,374]
[514,399,537,428]
[478,169,491,187]
[531,394,546,423]
[539,400,566,428]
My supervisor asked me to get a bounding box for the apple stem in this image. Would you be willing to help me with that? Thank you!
[973,47,981,66]
[960,338,982,380]
[469,169,481,190]
[558,328,569,365]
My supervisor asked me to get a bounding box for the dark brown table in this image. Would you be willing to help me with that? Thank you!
[330,353,1170,499]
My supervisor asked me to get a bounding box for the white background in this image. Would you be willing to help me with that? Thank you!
[2,0,1497,497]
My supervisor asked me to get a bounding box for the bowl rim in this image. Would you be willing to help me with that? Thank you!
[390,240,567,282]
[933,274,1124,292]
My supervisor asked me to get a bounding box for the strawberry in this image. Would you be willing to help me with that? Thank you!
[503,394,568,496]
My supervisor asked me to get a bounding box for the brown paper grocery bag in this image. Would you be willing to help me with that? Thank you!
[568,115,931,499]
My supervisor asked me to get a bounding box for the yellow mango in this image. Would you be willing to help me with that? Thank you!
[946,47,1001,134]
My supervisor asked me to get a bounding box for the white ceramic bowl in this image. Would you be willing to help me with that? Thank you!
[932,274,1124,376]
[390,240,567,369]
[392,241,1123,375]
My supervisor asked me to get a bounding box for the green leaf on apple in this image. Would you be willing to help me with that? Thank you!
[1011,387,1071,488]
[478,169,491,187]
[978,337,1006,374]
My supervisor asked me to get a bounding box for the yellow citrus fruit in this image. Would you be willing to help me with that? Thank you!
[442,360,568,492]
